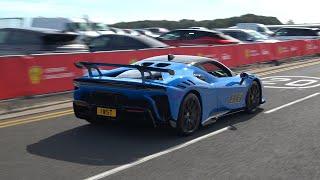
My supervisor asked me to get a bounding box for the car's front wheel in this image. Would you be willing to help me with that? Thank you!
[176,93,201,136]
[245,81,261,113]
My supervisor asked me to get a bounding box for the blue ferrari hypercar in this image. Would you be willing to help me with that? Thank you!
[73,55,265,135]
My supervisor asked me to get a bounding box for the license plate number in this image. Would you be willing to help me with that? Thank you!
[96,107,116,117]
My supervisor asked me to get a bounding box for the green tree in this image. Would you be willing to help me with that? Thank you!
[111,14,283,30]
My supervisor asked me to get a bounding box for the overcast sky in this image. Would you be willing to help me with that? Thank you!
[0,0,319,24]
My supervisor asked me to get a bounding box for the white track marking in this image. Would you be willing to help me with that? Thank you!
[285,80,318,87]
[264,93,320,114]
[261,76,320,89]
[84,127,230,180]
[263,84,320,89]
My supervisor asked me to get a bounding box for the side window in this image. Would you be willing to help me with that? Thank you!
[111,36,147,50]
[197,62,232,78]
[224,31,238,39]
[200,31,218,39]
[277,29,317,37]
[182,31,198,40]
[287,29,300,36]
[65,23,76,32]
[89,36,112,50]
[275,29,288,36]
[7,31,41,45]
[159,31,182,40]
[125,38,148,49]
[222,31,233,37]
[0,30,9,44]
[238,32,249,41]
[207,33,227,40]
[302,29,317,36]
[257,27,264,33]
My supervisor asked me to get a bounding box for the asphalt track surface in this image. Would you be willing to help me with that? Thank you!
[1,60,320,180]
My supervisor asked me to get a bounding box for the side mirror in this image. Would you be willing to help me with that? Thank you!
[87,44,96,52]
[240,72,249,85]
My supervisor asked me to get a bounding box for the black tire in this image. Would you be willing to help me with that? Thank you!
[176,93,201,136]
[245,81,261,114]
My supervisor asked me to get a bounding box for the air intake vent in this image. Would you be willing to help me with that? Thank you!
[176,84,186,89]
[182,81,191,86]
[156,63,170,67]
[176,80,195,89]
[142,62,154,66]
[187,80,195,85]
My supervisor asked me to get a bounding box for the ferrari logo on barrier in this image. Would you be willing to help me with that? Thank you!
[129,58,137,64]
[306,43,318,50]
[28,66,43,84]
[245,49,251,58]
[244,49,260,59]
[278,46,290,54]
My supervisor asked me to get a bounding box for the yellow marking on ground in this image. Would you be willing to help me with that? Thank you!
[0,110,74,128]
[257,60,320,76]
[248,59,320,74]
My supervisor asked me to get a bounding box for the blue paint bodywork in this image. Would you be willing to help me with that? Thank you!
[73,55,265,126]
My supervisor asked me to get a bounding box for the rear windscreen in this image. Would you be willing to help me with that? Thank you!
[116,70,163,80]
[43,33,79,45]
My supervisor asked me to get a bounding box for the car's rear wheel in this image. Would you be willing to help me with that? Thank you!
[177,93,201,136]
[245,81,261,113]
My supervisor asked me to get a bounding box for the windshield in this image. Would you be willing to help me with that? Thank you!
[67,22,90,31]
[257,26,270,33]
[248,31,268,40]
[134,35,169,48]
[0,18,23,28]
[91,23,110,31]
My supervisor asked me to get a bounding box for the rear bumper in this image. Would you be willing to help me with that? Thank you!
[73,96,171,126]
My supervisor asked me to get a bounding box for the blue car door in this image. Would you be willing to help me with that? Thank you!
[196,61,247,113]
[214,76,247,111]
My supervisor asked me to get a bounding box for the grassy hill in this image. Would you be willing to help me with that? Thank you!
[111,14,282,30]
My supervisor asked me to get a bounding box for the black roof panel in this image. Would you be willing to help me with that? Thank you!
[141,55,216,65]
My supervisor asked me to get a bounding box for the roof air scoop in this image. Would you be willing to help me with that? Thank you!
[168,54,175,61]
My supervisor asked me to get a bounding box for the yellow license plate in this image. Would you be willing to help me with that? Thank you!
[97,107,116,117]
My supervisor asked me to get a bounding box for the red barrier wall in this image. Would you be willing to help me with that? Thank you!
[0,39,320,100]
[173,46,240,67]
[26,53,89,96]
[237,43,275,65]
[0,56,30,99]
[0,53,91,99]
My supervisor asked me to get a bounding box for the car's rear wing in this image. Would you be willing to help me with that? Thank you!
[74,61,175,80]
